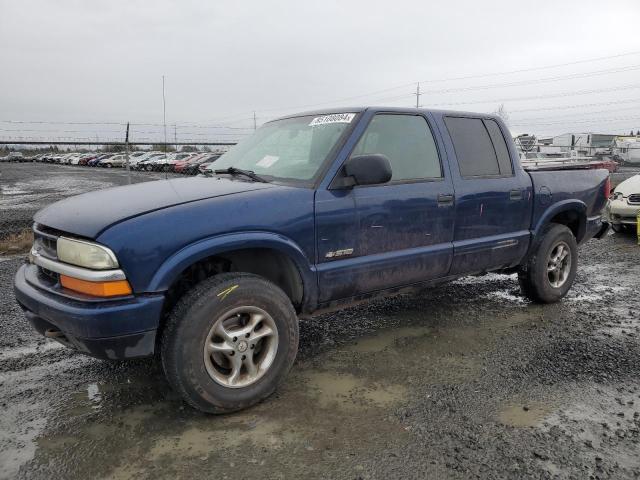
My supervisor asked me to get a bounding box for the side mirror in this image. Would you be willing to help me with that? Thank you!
[334,154,392,188]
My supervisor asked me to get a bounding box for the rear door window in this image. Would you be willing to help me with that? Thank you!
[444,116,501,177]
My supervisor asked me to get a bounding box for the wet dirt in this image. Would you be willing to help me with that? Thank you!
[0,163,177,237]
[1,165,640,478]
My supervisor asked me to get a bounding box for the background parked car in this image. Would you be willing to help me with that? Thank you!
[88,153,113,166]
[198,153,222,173]
[176,153,222,174]
[607,174,640,233]
[173,153,218,174]
[4,152,24,162]
[131,151,163,168]
[135,152,167,171]
[142,152,196,171]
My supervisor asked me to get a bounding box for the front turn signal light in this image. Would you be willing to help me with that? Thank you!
[60,275,132,297]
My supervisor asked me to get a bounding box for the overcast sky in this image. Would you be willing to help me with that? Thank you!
[1,0,640,142]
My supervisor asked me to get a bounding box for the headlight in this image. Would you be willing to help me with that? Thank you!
[612,192,623,201]
[57,237,119,270]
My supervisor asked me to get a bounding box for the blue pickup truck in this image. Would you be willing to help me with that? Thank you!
[14,107,610,413]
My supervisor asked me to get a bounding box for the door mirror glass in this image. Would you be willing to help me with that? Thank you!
[338,154,392,187]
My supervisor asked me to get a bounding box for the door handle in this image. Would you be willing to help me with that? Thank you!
[509,189,522,201]
[437,193,455,206]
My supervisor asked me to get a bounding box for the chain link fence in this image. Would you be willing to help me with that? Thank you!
[0,144,232,254]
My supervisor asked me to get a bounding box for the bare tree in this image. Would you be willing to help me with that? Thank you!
[493,104,510,126]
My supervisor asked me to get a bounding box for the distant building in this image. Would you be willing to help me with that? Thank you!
[538,133,616,157]
[612,135,640,164]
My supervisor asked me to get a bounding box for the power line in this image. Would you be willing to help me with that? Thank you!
[202,50,640,120]
[0,119,256,130]
[418,64,640,96]
[4,51,640,134]
[509,98,640,114]
[418,50,640,83]
[512,105,640,122]
[426,83,640,107]
[511,115,640,126]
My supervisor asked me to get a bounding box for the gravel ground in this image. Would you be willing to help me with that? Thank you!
[1,231,639,479]
[1,163,639,479]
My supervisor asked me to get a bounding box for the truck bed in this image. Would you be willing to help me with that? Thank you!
[527,168,610,236]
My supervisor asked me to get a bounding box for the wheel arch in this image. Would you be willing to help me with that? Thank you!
[532,200,588,244]
[149,232,316,312]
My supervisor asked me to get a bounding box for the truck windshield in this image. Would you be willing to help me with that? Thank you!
[209,113,356,183]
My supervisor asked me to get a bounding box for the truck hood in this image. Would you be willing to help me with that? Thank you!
[615,174,640,195]
[34,176,275,238]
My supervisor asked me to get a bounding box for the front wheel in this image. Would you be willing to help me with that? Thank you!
[518,223,578,303]
[161,273,299,413]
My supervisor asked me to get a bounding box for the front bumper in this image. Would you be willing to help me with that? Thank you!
[14,264,165,360]
[607,199,640,225]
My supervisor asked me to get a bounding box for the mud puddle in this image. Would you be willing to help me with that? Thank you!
[20,312,542,479]
[3,230,639,478]
[499,402,556,428]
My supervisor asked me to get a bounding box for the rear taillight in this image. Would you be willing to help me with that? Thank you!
[605,176,612,198]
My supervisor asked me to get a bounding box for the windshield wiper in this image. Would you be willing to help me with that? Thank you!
[213,166,268,183]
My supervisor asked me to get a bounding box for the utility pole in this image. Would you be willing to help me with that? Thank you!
[174,124,178,152]
[253,111,257,131]
[162,75,168,179]
[124,122,131,184]
[415,82,421,109]
[162,76,167,155]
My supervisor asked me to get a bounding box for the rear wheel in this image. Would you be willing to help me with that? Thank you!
[161,273,299,413]
[518,223,578,303]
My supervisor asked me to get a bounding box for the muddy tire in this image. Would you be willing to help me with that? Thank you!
[160,273,299,414]
[518,223,578,303]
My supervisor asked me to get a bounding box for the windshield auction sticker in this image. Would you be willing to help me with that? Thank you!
[256,155,279,168]
[309,113,356,126]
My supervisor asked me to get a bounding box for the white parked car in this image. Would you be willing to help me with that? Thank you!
[69,153,89,165]
[99,154,127,168]
[143,152,196,171]
[58,153,75,164]
[608,174,640,233]
[131,151,163,168]
[127,151,149,166]
[5,152,24,162]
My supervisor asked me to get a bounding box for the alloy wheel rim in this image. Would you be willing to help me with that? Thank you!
[203,306,278,388]
[547,241,571,288]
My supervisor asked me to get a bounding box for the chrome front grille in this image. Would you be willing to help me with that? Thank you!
[33,223,60,260]
[32,223,61,282]
[628,194,640,205]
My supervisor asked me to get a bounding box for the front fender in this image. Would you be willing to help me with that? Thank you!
[532,199,587,242]
[147,231,317,307]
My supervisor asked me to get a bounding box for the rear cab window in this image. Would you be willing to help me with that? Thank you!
[444,116,514,177]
